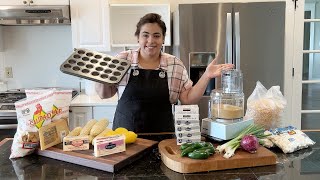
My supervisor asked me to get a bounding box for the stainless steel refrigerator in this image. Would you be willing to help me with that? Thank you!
[173,2,285,120]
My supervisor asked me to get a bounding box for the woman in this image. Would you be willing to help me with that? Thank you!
[96,13,233,134]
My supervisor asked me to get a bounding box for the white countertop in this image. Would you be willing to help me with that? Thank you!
[71,93,118,106]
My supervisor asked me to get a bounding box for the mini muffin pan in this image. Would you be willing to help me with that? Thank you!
[60,48,131,84]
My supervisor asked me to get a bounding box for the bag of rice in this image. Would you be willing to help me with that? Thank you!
[25,88,72,121]
[245,81,287,129]
[10,90,55,158]
[268,126,315,153]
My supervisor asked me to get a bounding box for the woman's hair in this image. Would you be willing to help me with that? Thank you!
[134,13,166,37]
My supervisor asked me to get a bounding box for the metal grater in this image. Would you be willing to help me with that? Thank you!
[60,48,131,84]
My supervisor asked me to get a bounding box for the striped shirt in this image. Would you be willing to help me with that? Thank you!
[116,48,193,104]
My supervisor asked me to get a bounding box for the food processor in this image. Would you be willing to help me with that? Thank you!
[201,69,253,141]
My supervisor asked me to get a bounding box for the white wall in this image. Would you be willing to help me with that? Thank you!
[2,26,79,90]
[1,25,124,91]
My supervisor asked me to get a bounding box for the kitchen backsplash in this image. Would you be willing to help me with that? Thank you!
[1,26,123,91]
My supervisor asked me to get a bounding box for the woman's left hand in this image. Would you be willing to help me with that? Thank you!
[204,59,234,79]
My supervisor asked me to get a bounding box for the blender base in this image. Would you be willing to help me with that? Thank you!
[201,118,253,140]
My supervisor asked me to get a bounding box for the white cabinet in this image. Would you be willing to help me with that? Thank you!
[69,107,93,130]
[0,0,29,5]
[110,4,171,47]
[0,0,69,6]
[69,105,116,130]
[70,0,111,52]
[93,106,116,129]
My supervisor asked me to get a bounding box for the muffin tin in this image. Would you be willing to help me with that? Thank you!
[60,48,131,84]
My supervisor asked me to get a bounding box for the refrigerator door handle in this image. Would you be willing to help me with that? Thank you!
[226,12,232,64]
[235,12,241,70]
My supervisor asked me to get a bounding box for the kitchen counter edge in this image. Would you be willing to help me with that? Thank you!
[70,93,118,106]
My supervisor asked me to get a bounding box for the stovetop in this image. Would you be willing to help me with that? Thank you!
[0,105,16,110]
[0,92,26,104]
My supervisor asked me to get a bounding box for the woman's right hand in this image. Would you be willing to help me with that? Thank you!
[203,59,234,79]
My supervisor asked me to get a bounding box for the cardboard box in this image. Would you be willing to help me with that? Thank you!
[176,136,201,145]
[63,136,90,151]
[93,135,126,157]
[174,114,199,121]
[39,118,69,150]
[174,105,199,114]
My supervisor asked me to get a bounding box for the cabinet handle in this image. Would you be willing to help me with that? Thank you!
[23,1,28,4]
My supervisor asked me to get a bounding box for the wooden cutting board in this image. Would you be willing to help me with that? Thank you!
[158,139,276,173]
[36,138,157,172]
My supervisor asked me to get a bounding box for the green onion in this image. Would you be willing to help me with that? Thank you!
[216,124,269,158]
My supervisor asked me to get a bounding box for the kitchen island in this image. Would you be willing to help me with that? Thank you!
[1,132,320,180]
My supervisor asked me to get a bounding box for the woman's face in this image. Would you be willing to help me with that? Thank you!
[137,23,165,58]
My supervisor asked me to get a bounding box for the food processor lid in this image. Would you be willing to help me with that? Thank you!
[210,88,244,98]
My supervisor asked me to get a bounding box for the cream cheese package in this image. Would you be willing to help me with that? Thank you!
[176,131,201,139]
[174,114,199,121]
[174,105,199,114]
[175,119,199,126]
[176,137,201,145]
[175,125,200,132]
[63,136,90,151]
[93,135,126,157]
[174,105,201,145]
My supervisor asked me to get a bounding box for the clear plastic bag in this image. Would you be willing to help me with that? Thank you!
[245,81,287,129]
[268,126,315,153]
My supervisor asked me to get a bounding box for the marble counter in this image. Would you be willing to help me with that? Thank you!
[1,133,320,180]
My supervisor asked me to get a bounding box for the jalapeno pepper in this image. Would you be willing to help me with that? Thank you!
[193,146,215,155]
[180,143,193,150]
[206,142,214,148]
[188,151,210,159]
[180,142,203,157]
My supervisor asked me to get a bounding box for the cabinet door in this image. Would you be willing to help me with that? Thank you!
[70,0,111,52]
[93,106,116,129]
[0,0,28,5]
[30,0,69,5]
[69,107,93,130]
[110,4,171,47]
[0,0,69,6]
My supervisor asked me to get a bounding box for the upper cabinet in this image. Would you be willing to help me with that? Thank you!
[0,0,69,5]
[110,4,171,47]
[70,0,111,52]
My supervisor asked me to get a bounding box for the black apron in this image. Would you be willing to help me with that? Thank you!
[113,68,175,133]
